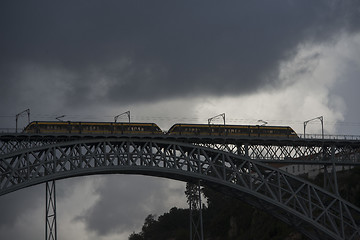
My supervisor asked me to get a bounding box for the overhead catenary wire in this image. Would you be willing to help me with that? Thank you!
[1,114,360,127]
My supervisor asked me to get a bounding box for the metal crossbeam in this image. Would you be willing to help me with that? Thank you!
[1,138,360,239]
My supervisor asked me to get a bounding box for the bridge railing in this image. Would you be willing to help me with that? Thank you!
[298,134,360,140]
[0,128,17,133]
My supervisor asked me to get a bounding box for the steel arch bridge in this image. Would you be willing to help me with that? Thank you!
[1,137,360,240]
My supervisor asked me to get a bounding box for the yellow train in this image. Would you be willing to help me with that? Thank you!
[167,123,298,138]
[23,121,163,134]
[23,121,298,138]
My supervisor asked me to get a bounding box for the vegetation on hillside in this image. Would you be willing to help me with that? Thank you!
[129,167,360,240]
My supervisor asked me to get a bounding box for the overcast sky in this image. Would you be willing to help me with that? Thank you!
[1,1,360,239]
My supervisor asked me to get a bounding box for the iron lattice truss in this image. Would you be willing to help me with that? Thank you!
[2,135,359,165]
[196,141,360,165]
[1,138,360,240]
[0,138,57,155]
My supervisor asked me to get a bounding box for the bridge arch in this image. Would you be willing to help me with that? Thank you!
[1,138,359,240]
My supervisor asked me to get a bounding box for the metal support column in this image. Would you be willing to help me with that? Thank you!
[187,181,204,240]
[46,180,57,240]
[322,146,339,195]
[331,145,339,195]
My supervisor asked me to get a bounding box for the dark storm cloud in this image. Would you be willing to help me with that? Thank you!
[0,0,360,106]
[0,184,43,227]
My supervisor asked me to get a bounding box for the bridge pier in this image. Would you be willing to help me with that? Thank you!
[46,180,57,240]
[322,145,339,195]
[187,181,204,240]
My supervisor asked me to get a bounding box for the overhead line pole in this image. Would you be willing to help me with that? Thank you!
[304,116,324,139]
[15,109,30,133]
[114,111,130,123]
[208,113,225,125]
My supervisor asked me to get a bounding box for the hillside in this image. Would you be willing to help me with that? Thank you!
[129,167,360,240]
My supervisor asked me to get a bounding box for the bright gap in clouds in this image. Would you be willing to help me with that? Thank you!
[115,36,353,136]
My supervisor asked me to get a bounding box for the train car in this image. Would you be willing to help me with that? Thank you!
[167,123,298,138]
[23,121,163,135]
